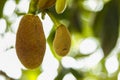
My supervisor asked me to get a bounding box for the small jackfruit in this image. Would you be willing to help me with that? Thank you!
[53,24,71,56]
[16,14,46,69]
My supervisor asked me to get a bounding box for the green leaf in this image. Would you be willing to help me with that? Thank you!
[55,67,83,80]
[55,68,68,80]
[68,0,82,34]
[0,0,7,18]
[15,0,20,4]
[70,68,83,79]
[28,0,39,14]
[92,0,119,56]
[47,26,55,54]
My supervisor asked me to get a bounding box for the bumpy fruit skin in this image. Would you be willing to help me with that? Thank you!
[55,0,67,14]
[38,0,56,10]
[53,24,71,56]
[16,14,46,69]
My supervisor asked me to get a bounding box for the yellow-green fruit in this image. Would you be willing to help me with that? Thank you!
[53,24,71,56]
[55,0,67,14]
[16,14,46,69]
[38,0,56,10]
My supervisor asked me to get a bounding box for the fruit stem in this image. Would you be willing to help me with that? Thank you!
[28,0,39,14]
[53,51,62,61]
[46,11,60,29]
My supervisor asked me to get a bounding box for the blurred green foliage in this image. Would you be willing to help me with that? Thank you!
[0,0,7,18]
[0,0,120,80]
[93,0,119,56]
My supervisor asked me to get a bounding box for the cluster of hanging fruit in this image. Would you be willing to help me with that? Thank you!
[15,0,71,69]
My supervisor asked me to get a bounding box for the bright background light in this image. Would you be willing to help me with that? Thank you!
[105,56,119,74]
[3,0,16,16]
[0,75,6,80]
[79,38,98,54]
[63,73,76,80]
[83,0,103,12]
[0,19,6,34]
[0,0,120,80]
